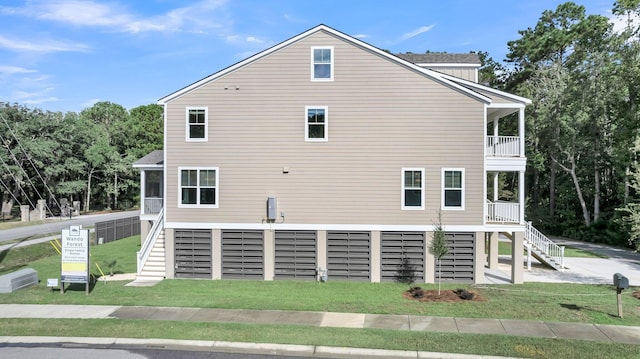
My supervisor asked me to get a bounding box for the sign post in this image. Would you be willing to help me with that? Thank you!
[60,225,90,295]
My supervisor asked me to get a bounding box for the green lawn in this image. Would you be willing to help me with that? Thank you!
[1,235,639,358]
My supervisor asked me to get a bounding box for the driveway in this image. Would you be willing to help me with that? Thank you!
[486,238,640,286]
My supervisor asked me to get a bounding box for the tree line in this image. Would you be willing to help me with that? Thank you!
[480,0,640,248]
[2,1,640,249]
[0,101,162,216]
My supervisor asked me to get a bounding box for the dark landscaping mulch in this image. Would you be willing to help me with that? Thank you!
[633,291,640,300]
[404,287,486,302]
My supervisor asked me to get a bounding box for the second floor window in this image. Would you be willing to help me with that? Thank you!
[311,47,333,81]
[305,106,328,141]
[186,107,207,141]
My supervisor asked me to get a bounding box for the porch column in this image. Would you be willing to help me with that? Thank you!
[139,220,152,247]
[493,117,499,137]
[519,107,525,157]
[371,230,381,283]
[511,231,524,284]
[487,232,499,269]
[519,170,525,224]
[140,170,146,214]
[493,172,499,202]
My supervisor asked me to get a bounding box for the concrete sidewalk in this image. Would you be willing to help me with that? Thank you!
[1,304,639,345]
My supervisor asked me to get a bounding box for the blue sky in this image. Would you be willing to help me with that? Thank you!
[0,0,618,113]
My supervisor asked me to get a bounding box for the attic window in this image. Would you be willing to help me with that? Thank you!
[311,47,333,81]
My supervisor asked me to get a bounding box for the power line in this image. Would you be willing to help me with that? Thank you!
[0,112,61,216]
[0,175,21,206]
[0,154,35,209]
[0,131,52,216]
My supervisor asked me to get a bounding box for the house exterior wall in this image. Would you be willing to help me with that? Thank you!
[427,66,477,82]
[164,30,485,228]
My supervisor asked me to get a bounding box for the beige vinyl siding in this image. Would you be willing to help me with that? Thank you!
[428,66,477,82]
[165,30,485,226]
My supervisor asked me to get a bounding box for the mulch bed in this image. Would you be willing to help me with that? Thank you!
[404,287,486,302]
[633,291,640,300]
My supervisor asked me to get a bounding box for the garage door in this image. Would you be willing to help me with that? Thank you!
[327,231,370,281]
[222,230,264,279]
[438,232,475,283]
[381,231,425,283]
[174,229,212,279]
[275,230,317,280]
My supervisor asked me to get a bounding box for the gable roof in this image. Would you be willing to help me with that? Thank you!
[133,150,164,168]
[395,52,481,66]
[158,24,495,105]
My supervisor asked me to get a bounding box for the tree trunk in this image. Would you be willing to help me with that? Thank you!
[85,168,94,213]
[594,164,600,223]
[550,161,557,217]
[554,155,590,226]
[625,165,631,205]
[114,172,118,210]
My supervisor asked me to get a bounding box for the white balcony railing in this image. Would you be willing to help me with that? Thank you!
[486,136,521,157]
[486,200,520,223]
[144,198,163,214]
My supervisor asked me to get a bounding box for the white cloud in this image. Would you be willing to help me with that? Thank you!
[354,34,368,39]
[0,65,37,74]
[226,34,268,45]
[1,0,229,34]
[10,87,58,105]
[400,25,435,41]
[82,98,101,108]
[608,11,640,34]
[0,34,89,53]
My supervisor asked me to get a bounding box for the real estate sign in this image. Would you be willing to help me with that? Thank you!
[61,225,90,285]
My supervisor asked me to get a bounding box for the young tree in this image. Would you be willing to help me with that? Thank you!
[429,210,448,295]
[618,136,640,251]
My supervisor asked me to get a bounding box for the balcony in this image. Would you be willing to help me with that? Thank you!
[486,200,520,224]
[144,198,163,215]
[486,136,521,157]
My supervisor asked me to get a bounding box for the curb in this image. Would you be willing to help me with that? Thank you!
[0,336,522,359]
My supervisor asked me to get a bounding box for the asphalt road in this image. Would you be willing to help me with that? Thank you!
[0,344,325,359]
[0,210,139,243]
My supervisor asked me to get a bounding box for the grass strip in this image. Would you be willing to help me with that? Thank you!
[0,318,638,359]
[2,236,639,326]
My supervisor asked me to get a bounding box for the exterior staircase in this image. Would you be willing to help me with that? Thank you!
[503,222,565,271]
[137,230,166,280]
[136,208,166,281]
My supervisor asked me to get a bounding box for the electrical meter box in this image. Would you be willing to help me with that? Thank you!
[267,196,277,220]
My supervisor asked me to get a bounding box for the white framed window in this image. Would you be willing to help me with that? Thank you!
[442,168,465,210]
[402,168,424,210]
[186,107,208,141]
[179,167,218,208]
[305,106,328,141]
[311,46,333,81]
